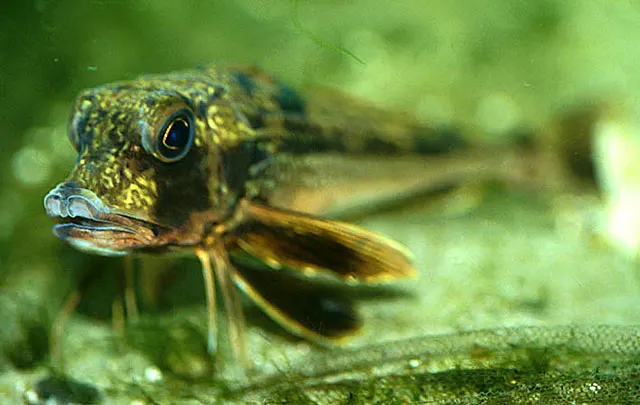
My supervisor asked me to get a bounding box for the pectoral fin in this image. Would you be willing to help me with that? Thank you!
[234,201,416,283]
[229,253,361,342]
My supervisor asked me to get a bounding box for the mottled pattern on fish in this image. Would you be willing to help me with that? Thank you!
[43,64,469,365]
[46,65,466,252]
[228,67,464,156]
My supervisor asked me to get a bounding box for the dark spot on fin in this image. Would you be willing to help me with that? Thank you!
[230,253,361,340]
[414,126,467,155]
[33,375,101,404]
[274,84,306,115]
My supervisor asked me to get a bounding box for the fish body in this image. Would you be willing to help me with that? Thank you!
[44,65,502,364]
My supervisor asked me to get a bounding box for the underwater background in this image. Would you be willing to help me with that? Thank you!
[1,1,640,403]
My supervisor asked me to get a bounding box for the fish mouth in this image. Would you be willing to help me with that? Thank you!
[44,183,163,256]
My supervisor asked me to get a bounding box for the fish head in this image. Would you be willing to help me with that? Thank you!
[44,72,254,255]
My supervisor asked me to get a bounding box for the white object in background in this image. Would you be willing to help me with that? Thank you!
[593,104,640,259]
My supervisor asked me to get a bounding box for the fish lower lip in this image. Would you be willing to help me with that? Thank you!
[52,218,155,256]
[55,217,137,233]
[52,213,159,240]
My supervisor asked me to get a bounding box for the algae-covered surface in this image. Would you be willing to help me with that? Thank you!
[1,1,640,403]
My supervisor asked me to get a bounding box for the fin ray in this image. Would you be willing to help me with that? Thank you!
[230,253,361,342]
[235,201,416,283]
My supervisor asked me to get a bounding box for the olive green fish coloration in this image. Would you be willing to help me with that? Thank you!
[45,65,498,367]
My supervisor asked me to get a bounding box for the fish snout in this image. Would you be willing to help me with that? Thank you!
[44,183,109,220]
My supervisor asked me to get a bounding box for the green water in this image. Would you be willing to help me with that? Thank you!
[1,1,639,403]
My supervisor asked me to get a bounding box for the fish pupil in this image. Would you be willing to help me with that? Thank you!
[157,111,194,162]
[163,117,189,150]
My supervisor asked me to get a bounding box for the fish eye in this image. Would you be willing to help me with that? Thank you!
[155,109,195,162]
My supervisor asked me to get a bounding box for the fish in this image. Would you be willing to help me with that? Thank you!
[43,64,531,367]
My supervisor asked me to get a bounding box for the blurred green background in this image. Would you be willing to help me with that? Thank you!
[3,0,639,292]
[2,0,640,403]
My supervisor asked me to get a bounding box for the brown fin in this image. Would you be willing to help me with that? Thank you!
[229,253,361,342]
[234,201,416,283]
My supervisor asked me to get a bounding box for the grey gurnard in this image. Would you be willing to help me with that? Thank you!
[44,64,527,366]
